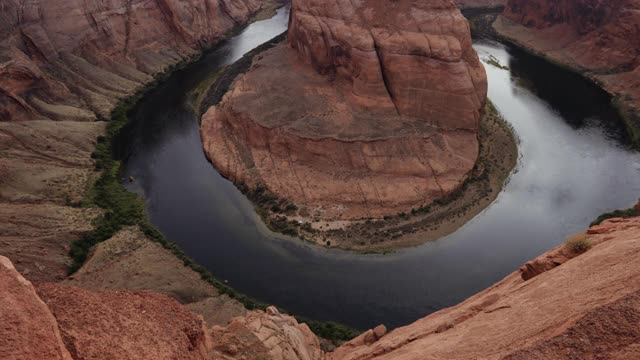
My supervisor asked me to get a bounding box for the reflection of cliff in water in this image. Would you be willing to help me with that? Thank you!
[506,44,628,141]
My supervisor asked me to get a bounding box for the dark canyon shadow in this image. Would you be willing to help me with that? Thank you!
[505,43,629,141]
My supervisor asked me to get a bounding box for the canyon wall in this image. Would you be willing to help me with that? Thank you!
[6,215,640,359]
[0,0,266,283]
[202,0,487,220]
[494,0,640,145]
[0,0,263,121]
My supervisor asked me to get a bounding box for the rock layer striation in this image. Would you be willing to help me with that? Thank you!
[202,0,487,220]
[495,0,640,146]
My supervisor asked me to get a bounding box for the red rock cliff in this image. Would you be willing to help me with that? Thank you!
[201,0,487,220]
[288,0,487,129]
[0,254,324,360]
[495,0,640,145]
[0,0,266,283]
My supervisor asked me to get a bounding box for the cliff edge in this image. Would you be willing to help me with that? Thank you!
[494,0,640,147]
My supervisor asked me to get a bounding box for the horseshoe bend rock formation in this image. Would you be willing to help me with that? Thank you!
[494,0,640,145]
[201,0,487,220]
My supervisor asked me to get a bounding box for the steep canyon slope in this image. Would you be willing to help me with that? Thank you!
[0,0,265,282]
[201,0,488,221]
[330,215,640,359]
[5,214,640,359]
[494,0,640,147]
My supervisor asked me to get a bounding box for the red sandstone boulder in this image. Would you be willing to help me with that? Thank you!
[36,283,213,360]
[0,256,72,360]
[210,306,324,359]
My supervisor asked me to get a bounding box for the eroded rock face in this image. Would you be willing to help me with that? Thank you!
[495,0,640,131]
[37,283,213,360]
[0,256,72,360]
[0,0,263,121]
[1,254,325,360]
[288,0,487,129]
[202,0,486,220]
[331,216,640,359]
[210,306,324,360]
[0,0,266,282]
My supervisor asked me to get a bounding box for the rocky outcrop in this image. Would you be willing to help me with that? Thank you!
[210,306,324,360]
[202,0,487,220]
[1,253,325,360]
[0,255,72,360]
[65,227,247,327]
[494,0,640,146]
[37,283,213,360]
[331,216,640,359]
[0,0,263,121]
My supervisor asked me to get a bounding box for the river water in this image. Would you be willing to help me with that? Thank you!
[119,7,640,330]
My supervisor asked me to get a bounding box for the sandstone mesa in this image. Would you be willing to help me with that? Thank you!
[201,0,488,220]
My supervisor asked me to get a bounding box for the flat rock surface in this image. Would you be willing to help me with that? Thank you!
[37,283,212,360]
[66,227,247,327]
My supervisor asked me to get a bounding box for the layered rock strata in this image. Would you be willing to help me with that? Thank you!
[494,0,640,146]
[202,0,487,220]
[0,0,266,282]
[1,254,324,360]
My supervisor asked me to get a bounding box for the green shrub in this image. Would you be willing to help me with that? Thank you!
[590,207,638,227]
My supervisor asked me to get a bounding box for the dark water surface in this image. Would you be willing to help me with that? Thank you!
[120,8,640,330]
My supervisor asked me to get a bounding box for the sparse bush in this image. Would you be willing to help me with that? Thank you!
[565,233,592,254]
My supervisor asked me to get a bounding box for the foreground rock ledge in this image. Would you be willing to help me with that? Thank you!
[4,216,640,359]
[201,0,487,220]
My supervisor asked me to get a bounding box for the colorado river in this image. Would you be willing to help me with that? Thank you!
[119,7,640,330]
